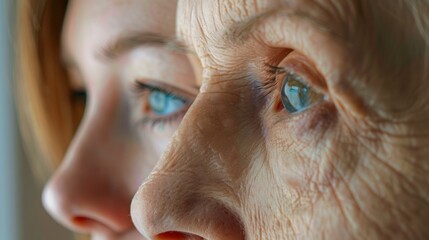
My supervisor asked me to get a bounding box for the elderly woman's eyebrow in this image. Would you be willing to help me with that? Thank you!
[224,3,349,47]
[97,31,189,61]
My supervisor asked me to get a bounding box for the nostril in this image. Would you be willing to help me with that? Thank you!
[72,216,94,228]
[155,231,204,240]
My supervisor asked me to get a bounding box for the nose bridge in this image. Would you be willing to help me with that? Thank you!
[157,93,247,184]
[62,91,130,175]
[132,95,249,239]
[64,77,138,172]
[67,104,121,163]
[43,92,137,233]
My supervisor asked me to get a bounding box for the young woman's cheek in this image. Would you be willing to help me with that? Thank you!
[139,121,181,157]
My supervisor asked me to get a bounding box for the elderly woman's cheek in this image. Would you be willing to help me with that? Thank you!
[266,104,340,189]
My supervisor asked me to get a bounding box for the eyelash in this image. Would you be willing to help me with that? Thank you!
[258,63,285,96]
[132,81,190,129]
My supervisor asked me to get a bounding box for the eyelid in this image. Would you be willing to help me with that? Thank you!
[132,80,197,101]
[276,51,328,94]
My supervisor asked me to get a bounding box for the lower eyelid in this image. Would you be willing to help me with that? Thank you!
[136,104,189,130]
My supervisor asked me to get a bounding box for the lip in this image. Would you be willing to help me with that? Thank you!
[155,232,204,240]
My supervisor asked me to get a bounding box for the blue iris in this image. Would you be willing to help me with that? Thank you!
[148,90,186,116]
[281,74,319,113]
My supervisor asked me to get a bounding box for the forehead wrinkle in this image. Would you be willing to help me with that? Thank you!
[223,1,350,48]
[177,0,209,55]
[179,0,354,78]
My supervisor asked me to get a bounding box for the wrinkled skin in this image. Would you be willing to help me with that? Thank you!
[131,0,429,239]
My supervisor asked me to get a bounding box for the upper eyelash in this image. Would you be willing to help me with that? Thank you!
[132,81,170,95]
[258,63,285,95]
[258,63,311,103]
[132,81,186,102]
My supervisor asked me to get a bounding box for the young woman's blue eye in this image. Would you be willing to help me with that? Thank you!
[148,90,187,116]
[281,73,324,114]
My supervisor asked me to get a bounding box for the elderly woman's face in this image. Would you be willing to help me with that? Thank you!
[132,0,429,239]
[42,0,196,239]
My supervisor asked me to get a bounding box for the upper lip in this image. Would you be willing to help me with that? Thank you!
[155,231,205,240]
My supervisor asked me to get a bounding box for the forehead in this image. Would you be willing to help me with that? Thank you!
[176,0,350,58]
[177,0,422,72]
[177,0,261,52]
[62,0,177,69]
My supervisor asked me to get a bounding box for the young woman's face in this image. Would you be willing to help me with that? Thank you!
[131,0,429,239]
[42,0,196,239]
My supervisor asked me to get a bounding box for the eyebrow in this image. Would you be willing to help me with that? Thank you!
[224,3,348,47]
[97,31,189,61]
[61,32,190,86]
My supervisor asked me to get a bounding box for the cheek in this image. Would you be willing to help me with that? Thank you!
[139,124,179,158]
[125,141,161,189]
[296,104,338,140]
[239,155,297,238]
[264,103,339,193]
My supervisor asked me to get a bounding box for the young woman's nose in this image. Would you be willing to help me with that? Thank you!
[131,102,246,240]
[42,111,137,235]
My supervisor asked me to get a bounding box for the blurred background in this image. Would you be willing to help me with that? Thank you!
[0,0,72,239]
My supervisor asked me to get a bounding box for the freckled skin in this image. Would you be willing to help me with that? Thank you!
[132,0,429,239]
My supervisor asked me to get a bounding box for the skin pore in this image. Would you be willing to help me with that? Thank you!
[131,0,429,240]
[42,0,196,239]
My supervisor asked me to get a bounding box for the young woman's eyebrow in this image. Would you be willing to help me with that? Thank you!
[97,31,189,61]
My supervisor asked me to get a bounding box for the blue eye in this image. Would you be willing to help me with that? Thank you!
[281,73,324,113]
[148,89,187,116]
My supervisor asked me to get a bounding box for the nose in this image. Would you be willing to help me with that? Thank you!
[131,169,245,240]
[43,165,133,234]
[131,98,246,240]
[43,106,137,235]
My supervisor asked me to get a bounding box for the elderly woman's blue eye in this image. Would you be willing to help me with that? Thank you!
[281,73,324,114]
[148,90,186,116]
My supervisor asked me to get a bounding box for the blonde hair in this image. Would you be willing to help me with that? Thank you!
[16,2,88,239]
[15,0,84,182]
